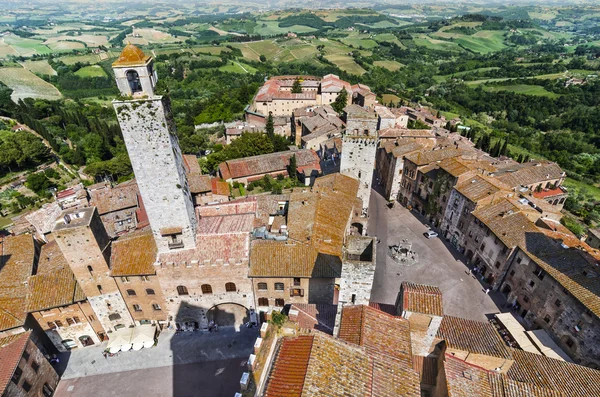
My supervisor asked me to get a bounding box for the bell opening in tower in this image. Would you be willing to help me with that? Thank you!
[127,70,142,94]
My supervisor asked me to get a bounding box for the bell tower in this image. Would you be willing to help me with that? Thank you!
[112,44,197,253]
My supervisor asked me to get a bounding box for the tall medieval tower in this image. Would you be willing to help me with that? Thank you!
[112,44,196,253]
[54,207,134,333]
[340,105,378,218]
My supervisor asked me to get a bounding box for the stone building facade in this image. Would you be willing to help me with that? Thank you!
[112,44,197,254]
[340,105,378,216]
[501,242,600,369]
[333,236,377,336]
[53,207,134,334]
[0,332,59,397]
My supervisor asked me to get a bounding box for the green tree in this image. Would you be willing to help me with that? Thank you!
[291,77,302,94]
[259,55,267,62]
[332,88,348,114]
[288,154,297,181]
[265,112,274,140]
[500,140,508,156]
[26,172,53,195]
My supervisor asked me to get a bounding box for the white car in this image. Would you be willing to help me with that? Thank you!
[424,230,438,239]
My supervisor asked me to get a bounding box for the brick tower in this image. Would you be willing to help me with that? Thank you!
[112,44,196,253]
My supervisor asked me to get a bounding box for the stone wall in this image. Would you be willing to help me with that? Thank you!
[502,251,600,368]
[114,275,168,325]
[88,292,134,333]
[375,147,402,201]
[155,261,253,329]
[3,338,59,397]
[114,97,197,253]
[340,136,377,214]
[31,303,100,352]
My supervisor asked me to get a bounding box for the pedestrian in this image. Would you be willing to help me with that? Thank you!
[485,288,490,294]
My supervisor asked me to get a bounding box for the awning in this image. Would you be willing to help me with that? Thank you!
[494,313,539,354]
[526,329,573,362]
[106,327,133,353]
[130,325,156,351]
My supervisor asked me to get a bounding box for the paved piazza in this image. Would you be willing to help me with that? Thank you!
[368,188,505,321]
[55,327,258,397]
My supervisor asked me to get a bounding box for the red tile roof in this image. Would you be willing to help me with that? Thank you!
[110,229,157,276]
[218,150,320,181]
[400,282,444,317]
[290,304,337,334]
[339,305,413,367]
[88,179,139,215]
[437,316,512,360]
[0,331,31,396]
[264,335,313,397]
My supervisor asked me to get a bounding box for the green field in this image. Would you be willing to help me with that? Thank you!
[381,93,402,105]
[374,60,404,71]
[413,35,464,52]
[484,84,560,98]
[2,35,52,57]
[218,61,258,74]
[74,65,107,78]
[254,21,318,36]
[0,67,62,102]
[325,54,366,75]
[58,54,103,65]
[564,178,600,202]
[456,31,507,54]
[21,60,57,76]
[341,35,379,49]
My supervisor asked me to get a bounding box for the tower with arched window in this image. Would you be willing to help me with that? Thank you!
[112,44,197,253]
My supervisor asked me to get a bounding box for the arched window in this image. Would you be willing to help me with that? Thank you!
[201,284,212,294]
[258,298,269,306]
[127,289,136,296]
[274,282,284,291]
[108,313,121,321]
[177,286,189,296]
[225,282,236,292]
[146,288,155,295]
[257,282,268,291]
[126,70,142,93]
[275,299,285,307]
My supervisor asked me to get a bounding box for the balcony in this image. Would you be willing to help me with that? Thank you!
[168,240,185,249]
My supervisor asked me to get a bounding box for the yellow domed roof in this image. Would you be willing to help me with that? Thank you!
[112,43,151,67]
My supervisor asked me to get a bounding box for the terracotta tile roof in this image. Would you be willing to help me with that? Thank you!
[344,104,377,119]
[290,303,337,334]
[24,202,62,236]
[495,162,564,188]
[455,175,505,203]
[339,305,413,367]
[437,316,512,359]
[26,241,85,312]
[412,355,438,386]
[264,335,313,397]
[198,198,257,217]
[110,229,157,276]
[444,354,564,397]
[218,150,320,181]
[532,186,567,199]
[249,241,341,278]
[255,76,321,102]
[88,179,139,215]
[378,128,435,139]
[320,73,352,93]
[197,213,255,235]
[286,173,359,258]
[368,302,398,316]
[0,235,36,331]
[0,331,31,395]
[158,233,249,266]
[400,282,444,317]
[405,148,465,166]
[368,349,421,397]
[507,349,600,397]
[520,231,600,318]
[112,43,151,67]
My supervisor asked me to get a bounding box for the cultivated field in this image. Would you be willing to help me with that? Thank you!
[1,34,52,57]
[132,28,183,43]
[0,67,62,102]
[325,54,366,75]
[44,34,109,47]
[373,60,404,71]
[484,84,560,98]
[21,60,57,76]
[74,65,107,78]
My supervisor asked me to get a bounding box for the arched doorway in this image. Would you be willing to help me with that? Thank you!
[207,303,250,330]
[351,223,363,235]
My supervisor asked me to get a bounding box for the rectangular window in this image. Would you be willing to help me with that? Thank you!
[73,316,81,324]
[66,318,75,326]
[274,283,284,291]
[55,320,63,328]
[293,278,301,287]
[133,304,142,312]
[11,367,22,384]
[510,270,515,277]
[22,380,31,392]
[555,299,561,307]
[89,315,96,322]
[290,288,304,297]
[152,304,161,311]
[31,361,39,373]
[516,257,522,264]
[528,280,535,288]
[121,277,129,283]
[22,350,30,362]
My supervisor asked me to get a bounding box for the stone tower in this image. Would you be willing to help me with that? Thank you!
[340,104,378,217]
[333,236,377,336]
[112,44,196,253]
[53,207,134,333]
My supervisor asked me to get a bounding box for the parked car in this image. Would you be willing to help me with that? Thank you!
[424,230,438,239]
